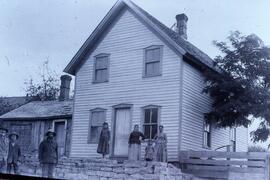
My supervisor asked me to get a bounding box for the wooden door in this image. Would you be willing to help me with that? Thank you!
[113,108,131,157]
[54,121,66,156]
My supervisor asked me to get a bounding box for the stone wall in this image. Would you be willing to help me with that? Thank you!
[18,156,196,180]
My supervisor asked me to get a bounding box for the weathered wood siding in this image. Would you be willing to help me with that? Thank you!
[3,119,71,156]
[71,8,182,160]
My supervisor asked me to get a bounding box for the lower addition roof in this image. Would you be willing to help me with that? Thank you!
[0,100,73,121]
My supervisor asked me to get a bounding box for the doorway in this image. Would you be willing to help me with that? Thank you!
[113,108,131,157]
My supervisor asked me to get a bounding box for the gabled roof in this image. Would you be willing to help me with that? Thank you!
[64,0,216,75]
[0,100,73,120]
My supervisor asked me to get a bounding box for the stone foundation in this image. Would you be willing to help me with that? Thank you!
[17,155,196,180]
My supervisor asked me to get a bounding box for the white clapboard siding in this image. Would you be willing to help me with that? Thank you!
[236,126,248,152]
[181,62,232,151]
[71,8,181,160]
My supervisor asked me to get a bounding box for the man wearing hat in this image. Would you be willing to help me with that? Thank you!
[38,128,58,178]
[7,131,21,174]
[0,125,9,173]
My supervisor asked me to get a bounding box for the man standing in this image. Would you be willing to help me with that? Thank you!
[38,128,58,178]
[7,132,21,174]
[0,125,8,173]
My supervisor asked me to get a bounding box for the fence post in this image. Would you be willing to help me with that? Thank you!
[265,155,270,180]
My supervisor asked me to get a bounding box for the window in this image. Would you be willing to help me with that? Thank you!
[142,106,160,139]
[93,54,109,83]
[143,46,163,77]
[230,128,236,152]
[203,122,211,148]
[88,108,106,143]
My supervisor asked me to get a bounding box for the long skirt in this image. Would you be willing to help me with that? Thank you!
[128,144,141,161]
[155,143,167,162]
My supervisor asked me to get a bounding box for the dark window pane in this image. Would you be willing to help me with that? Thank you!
[144,109,151,123]
[146,48,160,62]
[96,57,108,69]
[207,132,211,147]
[95,69,107,81]
[90,126,99,143]
[151,124,158,139]
[92,111,105,126]
[151,108,158,123]
[146,63,154,75]
[153,62,160,75]
[144,125,151,139]
[146,62,159,76]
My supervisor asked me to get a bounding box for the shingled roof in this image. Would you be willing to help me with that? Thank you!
[0,100,73,120]
[64,0,217,75]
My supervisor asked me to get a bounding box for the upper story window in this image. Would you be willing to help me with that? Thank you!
[230,127,236,152]
[88,108,106,143]
[203,122,211,148]
[143,46,163,77]
[93,54,110,83]
[142,105,160,139]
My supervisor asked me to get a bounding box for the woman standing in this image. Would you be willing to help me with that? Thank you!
[128,125,145,161]
[97,122,110,158]
[154,125,167,162]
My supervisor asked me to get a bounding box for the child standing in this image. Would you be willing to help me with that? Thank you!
[7,132,21,175]
[145,140,155,161]
[97,122,110,158]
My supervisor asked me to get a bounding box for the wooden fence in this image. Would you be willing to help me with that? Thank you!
[179,150,270,180]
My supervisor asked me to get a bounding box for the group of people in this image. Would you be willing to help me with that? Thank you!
[97,122,168,162]
[0,122,167,178]
[0,125,58,179]
[0,126,21,175]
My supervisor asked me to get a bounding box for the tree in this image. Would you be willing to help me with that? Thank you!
[0,97,12,116]
[203,31,270,142]
[24,60,60,101]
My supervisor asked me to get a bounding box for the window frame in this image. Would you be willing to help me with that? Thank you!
[230,127,236,152]
[141,105,161,140]
[92,53,110,83]
[88,108,107,144]
[203,122,211,149]
[143,45,163,78]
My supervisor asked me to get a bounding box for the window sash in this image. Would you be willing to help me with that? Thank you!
[144,47,161,77]
[94,56,108,82]
[143,108,158,139]
[89,110,105,143]
[95,69,108,82]
[145,48,160,63]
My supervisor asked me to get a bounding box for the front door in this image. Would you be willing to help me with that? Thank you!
[113,108,131,157]
[54,121,66,156]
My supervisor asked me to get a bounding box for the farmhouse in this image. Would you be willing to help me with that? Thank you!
[63,0,248,161]
[0,75,73,157]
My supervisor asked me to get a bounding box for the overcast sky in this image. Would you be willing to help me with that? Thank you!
[1,0,270,148]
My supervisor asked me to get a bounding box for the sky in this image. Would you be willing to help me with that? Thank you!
[0,0,270,148]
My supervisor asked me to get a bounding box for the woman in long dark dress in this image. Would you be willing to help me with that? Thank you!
[128,125,145,161]
[154,125,167,162]
[97,122,110,158]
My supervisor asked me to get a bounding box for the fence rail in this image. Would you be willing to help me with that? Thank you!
[179,150,270,180]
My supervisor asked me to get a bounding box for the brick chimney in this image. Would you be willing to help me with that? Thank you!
[175,13,188,40]
[59,75,72,101]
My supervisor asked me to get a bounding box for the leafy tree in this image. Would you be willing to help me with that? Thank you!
[203,31,270,142]
[0,97,12,116]
[248,145,267,152]
[24,60,60,101]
